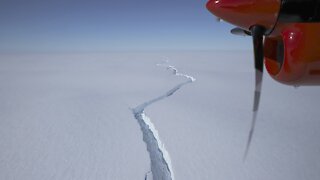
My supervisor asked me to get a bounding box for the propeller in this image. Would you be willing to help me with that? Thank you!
[230,27,251,36]
[233,25,266,160]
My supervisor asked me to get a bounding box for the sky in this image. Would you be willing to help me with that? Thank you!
[0,0,251,53]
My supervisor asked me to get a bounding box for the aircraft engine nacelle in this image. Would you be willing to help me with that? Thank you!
[207,0,320,86]
[265,24,320,86]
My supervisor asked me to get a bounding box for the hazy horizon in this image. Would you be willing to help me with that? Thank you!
[0,0,251,53]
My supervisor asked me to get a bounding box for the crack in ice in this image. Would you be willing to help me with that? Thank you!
[132,61,195,180]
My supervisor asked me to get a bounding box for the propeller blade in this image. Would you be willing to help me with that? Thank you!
[230,27,251,36]
[243,25,265,160]
[244,70,263,160]
[251,25,265,72]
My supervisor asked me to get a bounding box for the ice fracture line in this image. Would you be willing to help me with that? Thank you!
[132,61,196,180]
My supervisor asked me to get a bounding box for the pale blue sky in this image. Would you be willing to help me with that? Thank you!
[0,0,251,53]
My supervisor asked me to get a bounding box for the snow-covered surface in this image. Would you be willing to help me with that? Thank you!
[0,51,320,180]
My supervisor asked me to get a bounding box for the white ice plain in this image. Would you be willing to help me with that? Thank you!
[0,51,320,180]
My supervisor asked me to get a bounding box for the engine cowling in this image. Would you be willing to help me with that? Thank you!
[265,23,320,85]
[206,0,281,33]
[206,0,320,85]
